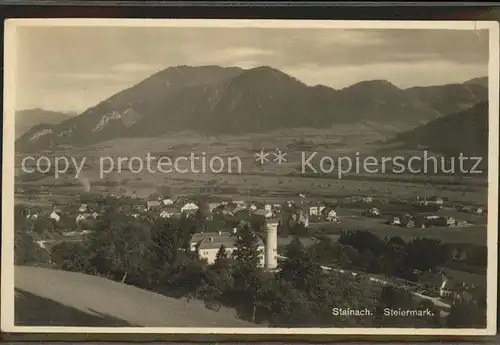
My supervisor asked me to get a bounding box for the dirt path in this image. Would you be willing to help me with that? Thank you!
[15,265,253,327]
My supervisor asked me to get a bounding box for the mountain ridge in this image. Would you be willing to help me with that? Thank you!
[15,109,76,139]
[390,101,488,158]
[15,65,488,152]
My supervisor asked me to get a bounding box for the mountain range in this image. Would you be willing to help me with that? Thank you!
[15,109,76,139]
[15,65,488,152]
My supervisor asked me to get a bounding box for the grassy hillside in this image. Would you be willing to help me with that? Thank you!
[15,265,255,327]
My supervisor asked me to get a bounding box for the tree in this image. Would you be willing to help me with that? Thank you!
[404,237,447,272]
[33,217,55,235]
[14,228,43,265]
[51,242,91,273]
[195,202,212,231]
[87,209,153,283]
[215,244,228,262]
[157,185,175,199]
[231,224,264,322]
[166,254,206,297]
[149,218,182,266]
[308,236,337,265]
[232,224,262,270]
[279,237,322,292]
[259,278,313,326]
[339,230,385,256]
[447,299,487,328]
[197,249,235,310]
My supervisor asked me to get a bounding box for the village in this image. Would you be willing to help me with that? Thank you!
[22,190,486,235]
[16,187,487,313]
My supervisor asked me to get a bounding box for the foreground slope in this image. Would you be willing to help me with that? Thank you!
[15,265,253,327]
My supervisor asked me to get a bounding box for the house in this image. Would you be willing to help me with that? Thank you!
[208,202,222,213]
[189,231,266,266]
[78,203,88,213]
[232,205,248,214]
[249,204,258,211]
[457,205,472,213]
[456,220,468,227]
[327,210,341,223]
[76,213,90,223]
[160,207,181,219]
[475,207,484,215]
[429,196,444,205]
[25,209,39,220]
[440,277,467,299]
[253,208,273,219]
[162,198,174,206]
[325,209,337,220]
[405,219,416,228]
[147,200,162,211]
[298,211,309,227]
[364,207,380,217]
[309,206,319,216]
[446,216,456,227]
[345,196,362,204]
[49,211,62,222]
[264,204,272,212]
[389,216,401,226]
[361,196,374,204]
[181,202,199,213]
[221,209,235,217]
[27,213,39,221]
[425,215,448,227]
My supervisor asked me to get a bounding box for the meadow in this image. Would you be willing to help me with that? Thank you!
[14,127,489,246]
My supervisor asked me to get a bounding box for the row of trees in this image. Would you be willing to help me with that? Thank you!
[333,230,487,278]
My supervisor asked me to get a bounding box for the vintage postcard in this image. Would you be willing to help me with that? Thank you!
[2,19,498,336]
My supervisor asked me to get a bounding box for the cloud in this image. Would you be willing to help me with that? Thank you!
[284,59,488,89]
[52,72,131,82]
[184,47,276,66]
[110,63,164,73]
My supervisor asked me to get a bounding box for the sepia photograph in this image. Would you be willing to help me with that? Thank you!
[1,19,498,335]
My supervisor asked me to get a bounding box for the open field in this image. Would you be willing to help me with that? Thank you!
[15,128,487,205]
[14,265,255,327]
[310,218,487,245]
[14,129,488,247]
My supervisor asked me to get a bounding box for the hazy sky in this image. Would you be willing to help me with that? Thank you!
[14,26,489,113]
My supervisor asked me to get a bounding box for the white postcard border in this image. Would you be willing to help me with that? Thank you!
[2,18,498,336]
